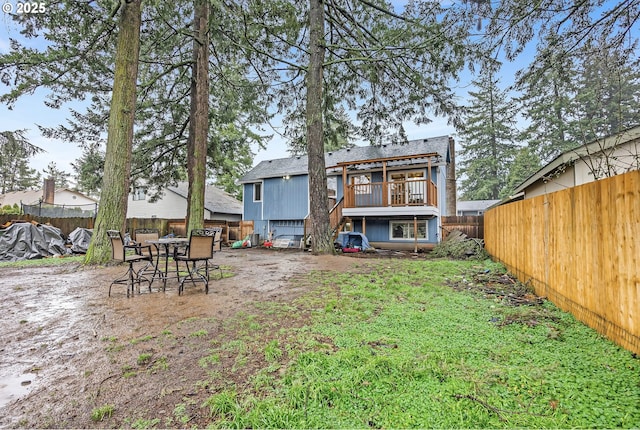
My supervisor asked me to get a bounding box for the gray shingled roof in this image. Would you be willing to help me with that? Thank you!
[240,136,451,183]
[168,182,242,215]
[456,200,500,212]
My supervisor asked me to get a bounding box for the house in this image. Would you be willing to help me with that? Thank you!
[0,188,97,207]
[456,200,500,216]
[0,179,98,217]
[512,125,640,200]
[240,136,456,250]
[127,182,242,221]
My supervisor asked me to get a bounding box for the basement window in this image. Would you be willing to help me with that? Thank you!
[390,220,427,240]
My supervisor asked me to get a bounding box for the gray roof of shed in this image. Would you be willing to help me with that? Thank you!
[168,182,242,215]
[241,136,451,183]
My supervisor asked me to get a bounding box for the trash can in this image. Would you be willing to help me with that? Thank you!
[250,233,260,247]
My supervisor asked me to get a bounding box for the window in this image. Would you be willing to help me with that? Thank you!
[132,187,147,201]
[390,220,427,240]
[350,174,371,194]
[389,170,425,204]
[253,182,262,202]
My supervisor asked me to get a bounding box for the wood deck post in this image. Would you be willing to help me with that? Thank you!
[382,161,388,206]
[342,165,347,206]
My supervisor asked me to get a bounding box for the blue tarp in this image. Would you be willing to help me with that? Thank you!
[334,231,372,251]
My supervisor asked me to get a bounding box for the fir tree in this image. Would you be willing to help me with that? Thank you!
[458,65,519,200]
[0,130,43,193]
[571,42,640,143]
[42,162,71,189]
[516,35,578,163]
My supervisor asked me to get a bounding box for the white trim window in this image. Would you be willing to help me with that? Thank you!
[132,187,147,201]
[390,220,427,240]
[253,182,262,202]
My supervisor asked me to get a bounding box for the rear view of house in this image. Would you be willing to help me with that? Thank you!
[241,136,456,250]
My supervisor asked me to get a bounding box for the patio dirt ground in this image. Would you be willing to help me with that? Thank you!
[0,247,379,428]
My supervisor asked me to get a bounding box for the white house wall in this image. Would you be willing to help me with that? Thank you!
[127,191,188,219]
[574,141,640,185]
[53,190,97,206]
[524,169,576,199]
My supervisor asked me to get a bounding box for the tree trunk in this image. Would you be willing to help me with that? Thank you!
[306,0,333,254]
[85,0,142,264]
[185,0,210,235]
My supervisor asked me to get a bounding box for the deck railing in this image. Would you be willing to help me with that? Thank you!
[345,179,437,208]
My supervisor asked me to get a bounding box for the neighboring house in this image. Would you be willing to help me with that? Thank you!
[240,136,456,250]
[127,182,242,221]
[0,188,97,207]
[512,125,640,200]
[0,179,98,218]
[456,200,500,216]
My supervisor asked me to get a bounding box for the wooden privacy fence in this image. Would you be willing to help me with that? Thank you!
[441,215,484,239]
[0,214,94,237]
[484,170,640,355]
[0,215,254,245]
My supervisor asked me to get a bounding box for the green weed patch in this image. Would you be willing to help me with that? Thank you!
[201,259,640,428]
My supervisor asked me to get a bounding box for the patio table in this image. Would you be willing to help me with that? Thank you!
[144,237,189,290]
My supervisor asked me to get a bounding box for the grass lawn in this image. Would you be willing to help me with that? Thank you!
[200,258,640,429]
[0,255,85,268]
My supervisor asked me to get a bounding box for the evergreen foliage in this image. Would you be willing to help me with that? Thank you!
[71,143,105,197]
[0,130,43,193]
[42,162,71,189]
[458,65,518,200]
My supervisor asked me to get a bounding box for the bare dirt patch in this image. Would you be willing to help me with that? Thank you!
[0,248,360,428]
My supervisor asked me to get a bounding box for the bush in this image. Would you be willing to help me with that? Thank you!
[431,233,488,259]
[0,203,20,215]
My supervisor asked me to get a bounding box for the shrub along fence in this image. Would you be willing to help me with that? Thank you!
[484,170,640,355]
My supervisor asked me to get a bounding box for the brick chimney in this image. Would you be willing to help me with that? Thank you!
[43,178,55,204]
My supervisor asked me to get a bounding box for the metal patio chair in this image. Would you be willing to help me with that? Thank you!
[107,230,153,297]
[173,227,222,295]
[133,228,166,286]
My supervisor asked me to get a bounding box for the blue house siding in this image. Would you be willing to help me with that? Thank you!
[335,174,344,201]
[269,220,305,237]
[263,175,309,220]
[351,217,439,244]
[243,183,262,223]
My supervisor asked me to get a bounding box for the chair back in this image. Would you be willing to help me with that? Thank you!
[212,227,222,252]
[107,230,125,262]
[187,228,215,260]
[134,228,160,257]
